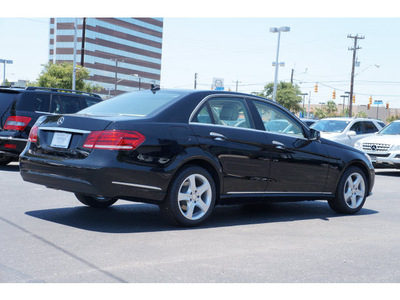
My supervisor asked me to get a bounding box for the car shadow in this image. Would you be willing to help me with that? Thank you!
[375,170,400,177]
[0,164,19,172]
[25,201,378,233]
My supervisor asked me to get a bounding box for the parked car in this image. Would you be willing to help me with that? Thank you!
[19,89,375,226]
[310,117,385,147]
[0,86,102,165]
[355,120,400,168]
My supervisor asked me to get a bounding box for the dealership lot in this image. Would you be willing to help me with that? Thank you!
[1,162,400,283]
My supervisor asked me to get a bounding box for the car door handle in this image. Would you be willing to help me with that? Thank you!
[210,132,227,141]
[272,140,285,149]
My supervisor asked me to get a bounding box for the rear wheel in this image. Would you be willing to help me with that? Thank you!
[328,166,367,214]
[75,193,118,208]
[0,154,12,166]
[161,166,216,226]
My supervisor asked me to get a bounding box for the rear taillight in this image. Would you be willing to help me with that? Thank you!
[3,116,32,131]
[83,130,145,150]
[28,125,39,143]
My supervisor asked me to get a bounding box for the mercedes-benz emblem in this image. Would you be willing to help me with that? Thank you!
[371,144,377,151]
[57,117,64,126]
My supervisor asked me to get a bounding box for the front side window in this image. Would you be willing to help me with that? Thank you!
[350,122,363,135]
[192,97,252,128]
[253,100,305,138]
[364,121,378,133]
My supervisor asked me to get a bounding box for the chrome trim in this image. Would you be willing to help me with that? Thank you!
[39,127,91,134]
[227,191,333,195]
[112,181,162,191]
[0,136,28,142]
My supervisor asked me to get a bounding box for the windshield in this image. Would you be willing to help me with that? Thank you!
[310,119,350,133]
[78,90,187,117]
[379,122,400,135]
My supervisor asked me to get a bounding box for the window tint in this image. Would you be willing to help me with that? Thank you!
[364,121,378,133]
[193,105,213,124]
[253,100,305,138]
[83,97,101,108]
[197,98,252,128]
[378,122,386,128]
[33,94,51,112]
[0,92,18,112]
[51,95,82,114]
[350,122,363,134]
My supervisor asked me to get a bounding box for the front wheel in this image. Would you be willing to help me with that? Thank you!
[75,193,118,208]
[161,166,216,226]
[328,166,367,214]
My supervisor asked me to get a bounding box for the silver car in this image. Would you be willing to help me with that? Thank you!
[310,117,385,147]
[355,120,400,168]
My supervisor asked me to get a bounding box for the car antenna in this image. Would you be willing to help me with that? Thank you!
[151,84,160,94]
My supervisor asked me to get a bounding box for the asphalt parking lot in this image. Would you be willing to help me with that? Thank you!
[1,162,400,283]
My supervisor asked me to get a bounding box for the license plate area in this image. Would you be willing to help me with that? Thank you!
[369,155,377,163]
[50,132,72,149]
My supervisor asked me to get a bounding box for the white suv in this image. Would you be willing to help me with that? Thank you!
[310,117,385,147]
[355,120,400,168]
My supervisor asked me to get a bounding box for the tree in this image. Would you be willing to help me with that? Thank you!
[257,81,303,113]
[32,62,100,92]
[313,100,338,119]
[386,114,400,123]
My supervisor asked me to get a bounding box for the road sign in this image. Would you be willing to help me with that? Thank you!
[374,100,383,105]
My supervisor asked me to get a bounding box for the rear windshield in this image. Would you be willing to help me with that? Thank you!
[0,91,19,113]
[77,90,187,117]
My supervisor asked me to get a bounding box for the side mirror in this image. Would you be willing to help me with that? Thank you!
[347,130,356,137]
[309,128,320,141]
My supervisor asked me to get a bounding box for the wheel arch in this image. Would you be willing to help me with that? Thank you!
[341,160,372,193]
[169,157,223,200]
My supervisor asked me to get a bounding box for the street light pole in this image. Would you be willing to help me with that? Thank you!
[270,26,290,102]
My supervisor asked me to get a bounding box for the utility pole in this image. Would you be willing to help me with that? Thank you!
[80,17,87,67]
[233,80,241,92]
[290,68,294,84]
[348,34,364,118]
[72,18,78,90]
[194,73,198,89]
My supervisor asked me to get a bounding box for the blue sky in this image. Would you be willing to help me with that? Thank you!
[1,1,399,108]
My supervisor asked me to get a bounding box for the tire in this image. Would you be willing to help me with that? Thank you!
[75,193,118,208]
[0,154,12,166]
[328,166,367,214]
[160,166,216,227]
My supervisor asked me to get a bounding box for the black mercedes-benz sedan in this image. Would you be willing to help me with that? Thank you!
[19,88,375,226]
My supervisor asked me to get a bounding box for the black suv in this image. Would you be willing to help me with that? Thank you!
[0,86,102,165]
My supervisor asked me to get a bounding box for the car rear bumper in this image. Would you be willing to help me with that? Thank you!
[19,153,167,203]
[0,136,28,158]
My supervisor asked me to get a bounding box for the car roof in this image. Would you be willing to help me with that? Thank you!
[0,86,101,98]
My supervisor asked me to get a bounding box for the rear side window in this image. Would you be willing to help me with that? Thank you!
[33,94,51,112]
[0,91,18,112]
[83,97,101,108]
[51,95,83,114]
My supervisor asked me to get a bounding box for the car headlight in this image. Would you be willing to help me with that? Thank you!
[354,141,363,150]
[390,145,400,151]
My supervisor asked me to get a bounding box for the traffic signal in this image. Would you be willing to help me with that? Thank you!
[369,96,372,105]
[332,91,336,99]
[314,83,318,93]
[386,102,389,109]
[367,103,370,110]
[352,95,355,103]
